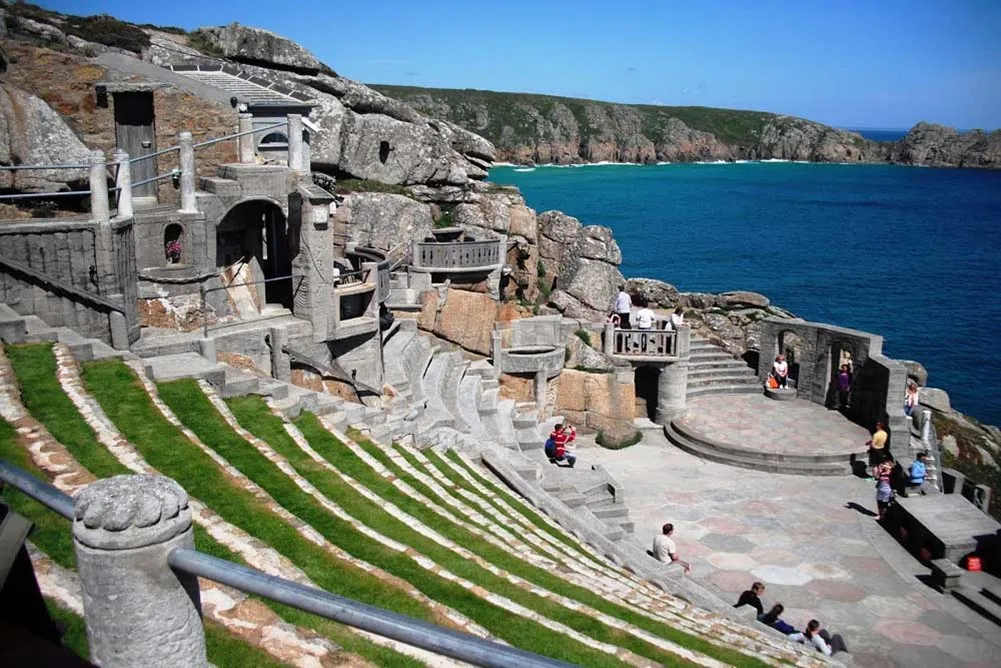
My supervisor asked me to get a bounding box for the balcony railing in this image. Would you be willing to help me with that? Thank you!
[412,239,501,273]
[613,328,677,357]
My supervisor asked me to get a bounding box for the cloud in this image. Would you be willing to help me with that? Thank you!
[627,66,638,72]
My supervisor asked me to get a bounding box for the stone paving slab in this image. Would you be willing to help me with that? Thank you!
[680,394,871,456]
[582,434,1001,668]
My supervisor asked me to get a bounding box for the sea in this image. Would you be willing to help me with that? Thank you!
[489,160,1001,427]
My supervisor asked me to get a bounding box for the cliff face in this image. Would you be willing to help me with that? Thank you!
[372,85,999,169]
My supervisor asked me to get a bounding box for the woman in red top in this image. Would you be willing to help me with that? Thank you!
[549,424,577,468]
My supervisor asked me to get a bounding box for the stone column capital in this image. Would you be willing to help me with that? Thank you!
[73,474,191,550]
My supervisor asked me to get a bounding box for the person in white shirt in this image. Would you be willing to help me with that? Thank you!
[614,289,633,329]
[635,304,656,330]
[651,523,691,573]
[788,620,848,656]
[772,354,789,388]
[667,306,684,331]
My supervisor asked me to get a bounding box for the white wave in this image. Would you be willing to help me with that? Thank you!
[759,158,791,163]
[512,167,536,172]
[693,160,730,165]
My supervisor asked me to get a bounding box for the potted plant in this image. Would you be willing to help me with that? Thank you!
[165,239,182,264]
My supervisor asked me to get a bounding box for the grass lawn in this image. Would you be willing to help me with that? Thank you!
[80,361,425,668]
[340,428,770,668]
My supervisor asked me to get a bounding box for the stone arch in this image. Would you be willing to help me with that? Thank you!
[826,339,858,408]
[163,223,184,265]
[259,132,288,147]
[778,329,806,385]
[215,198,291,307]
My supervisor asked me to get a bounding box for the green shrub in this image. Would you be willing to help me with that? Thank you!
[433,208,454,229]
[536,260,546,278]
[574,329,591,346]
[574,365,613,374]
[333,178,410,197]
[63,14,150,52]
[187,29,225,58]
[532,304,541,315]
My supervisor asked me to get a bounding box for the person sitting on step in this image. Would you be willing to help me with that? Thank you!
[734,581,765,616]
[546,423,577,468]
[759,604,797,634]
[907,451,930,495]
[651,523,692,573]
[788,619,849,656]
[772,354,789,388]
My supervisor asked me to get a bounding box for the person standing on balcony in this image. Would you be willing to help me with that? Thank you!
[635,299,656,330]
[667,306,684,330]
[614,287,633,329]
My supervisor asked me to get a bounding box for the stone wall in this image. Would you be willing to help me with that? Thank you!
[2,43,238,205]
[554,368,636,435]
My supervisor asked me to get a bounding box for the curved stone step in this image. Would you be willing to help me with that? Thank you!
[686,383,762,398]
[419,351,458,430]
[687,367,757,380]
[688,358,752,371]
[456,374,490,439]
[666,422,854,476]
[441,353,471,432]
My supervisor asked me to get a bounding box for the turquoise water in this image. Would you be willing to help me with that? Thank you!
[489,163,1001,426]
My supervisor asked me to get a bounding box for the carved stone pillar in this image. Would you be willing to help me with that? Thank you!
[73,475,207,667]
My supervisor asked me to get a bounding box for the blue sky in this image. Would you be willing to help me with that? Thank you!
[43,0,1001,130]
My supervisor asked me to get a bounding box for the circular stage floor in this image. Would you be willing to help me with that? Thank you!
[669,394,872,474]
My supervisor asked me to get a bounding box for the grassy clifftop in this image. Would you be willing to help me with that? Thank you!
[371,85,777,146]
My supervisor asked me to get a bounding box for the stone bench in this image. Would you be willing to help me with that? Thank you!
[763,385,797,401]
[930,558,964,592]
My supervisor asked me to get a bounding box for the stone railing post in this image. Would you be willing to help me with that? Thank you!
[112,149,133,218]
[89,150,110,224]
[656,359,689,424]
[921,408,932,445]
[676,324,691,358]
[73,475,207,667]
[178,132,198,214]
[287,114,304,173]
[237,113,255,163]
[603,322,615,356]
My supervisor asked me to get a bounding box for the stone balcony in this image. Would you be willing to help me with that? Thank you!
[410,236,503,274]
[603,322,688,364]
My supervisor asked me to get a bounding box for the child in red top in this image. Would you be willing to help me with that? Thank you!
[549,424,577,468]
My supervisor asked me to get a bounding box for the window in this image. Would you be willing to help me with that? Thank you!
[260,132,289,147]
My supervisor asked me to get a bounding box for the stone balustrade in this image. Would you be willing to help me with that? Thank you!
[412,239,502,273]
[609,327,677,358]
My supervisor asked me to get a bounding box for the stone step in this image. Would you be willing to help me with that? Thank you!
[478,387,500,414]
[220,367,261,398]
[688,358,752,371]
[953,585,1001,627]
[590,505,630,521]
[0,304,27,343]
[23,315,59,342]
[465,359,495,379]
[456,374,490,440]
[688,351,737,364]
[982,586,1001,607]
[421,351,458,430]
[200,176,241,198]
[144,353,225,387]
[687,372,761,387]
[666,422,853,476]
[441,353,470,432]
[687,367,757,380]
[686,383,763,398]
[257,378,290,401]
[516,427,545,450]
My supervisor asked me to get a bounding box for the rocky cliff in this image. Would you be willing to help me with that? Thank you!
[372,85,1000,169]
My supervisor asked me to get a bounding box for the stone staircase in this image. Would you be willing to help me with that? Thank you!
[0,304,127,361]
[686,335,761,398]
[954,583,1001,627]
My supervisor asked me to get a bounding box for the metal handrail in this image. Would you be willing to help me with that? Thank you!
[169,548,570,668]
[0,189,92,200]
[194,121,286,151]
[0,460,573,668]
[128,145,180,165]
[0,461,73,519]
[0,163,90,171]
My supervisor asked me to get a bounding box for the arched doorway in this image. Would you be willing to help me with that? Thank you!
[635,366,660,421]
[778,330,805,386]
[216,199,291,307]
[827,340,856,410]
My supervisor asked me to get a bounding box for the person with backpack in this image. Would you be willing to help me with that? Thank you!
[545,423,577,467]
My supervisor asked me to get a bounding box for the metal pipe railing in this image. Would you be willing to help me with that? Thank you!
[0,461,73,519]
[0,460,573,668]
[167,548,573,668]
[193,121,286,151]
[0,163,90,171]
[0,189,92,200]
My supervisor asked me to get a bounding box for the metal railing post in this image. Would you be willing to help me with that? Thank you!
[113,149,133,218]
[237,113,255,164]
[287,113,304,173]
[88,150,110,224]
[178,131,198,214]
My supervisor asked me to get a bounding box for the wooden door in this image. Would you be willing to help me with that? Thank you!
[113,92,156,199]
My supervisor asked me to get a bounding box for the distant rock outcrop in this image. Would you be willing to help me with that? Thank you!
[888,122,1001,168]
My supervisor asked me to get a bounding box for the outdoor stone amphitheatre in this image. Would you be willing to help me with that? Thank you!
[0,4,998,668]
